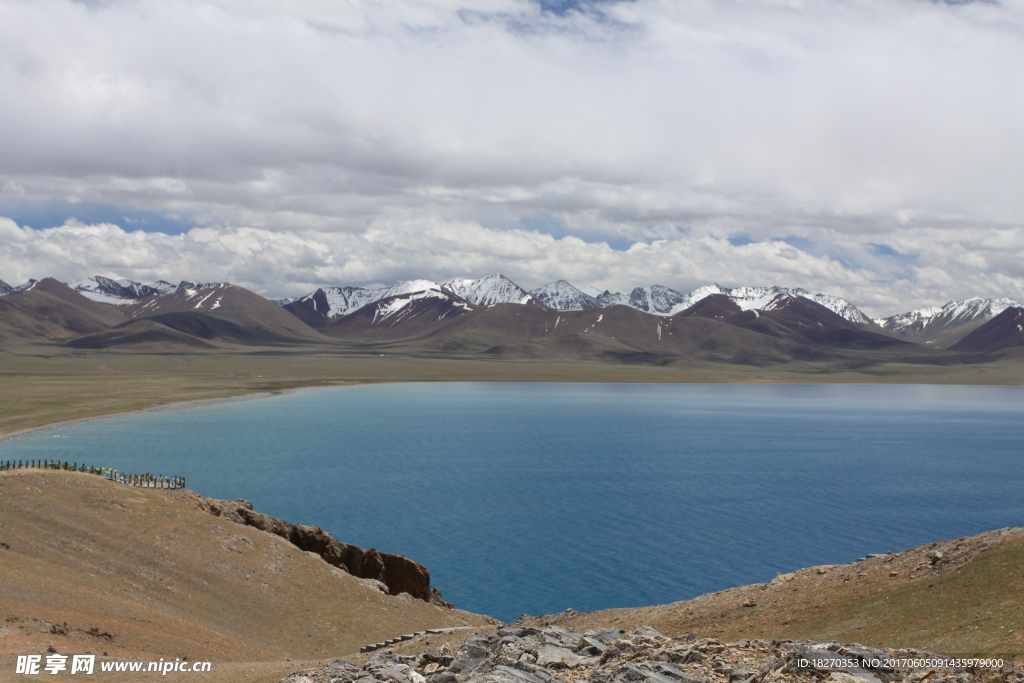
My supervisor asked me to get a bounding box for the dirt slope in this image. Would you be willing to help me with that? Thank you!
[0,470,493,666]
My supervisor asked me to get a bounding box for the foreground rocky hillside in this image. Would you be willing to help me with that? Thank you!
[516,529,1024,659]
[0,469,493,666]
[281,624,1023,683]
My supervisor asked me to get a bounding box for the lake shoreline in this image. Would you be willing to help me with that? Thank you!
[0,386,315,445]
[4,376,1024,446]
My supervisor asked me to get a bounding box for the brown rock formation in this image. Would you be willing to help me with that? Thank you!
[195,496,447,605]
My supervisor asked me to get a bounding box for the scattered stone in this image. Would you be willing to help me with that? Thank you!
[279,625,1024,683]
[536,645,580,670]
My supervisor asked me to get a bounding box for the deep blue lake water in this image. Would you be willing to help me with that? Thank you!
[2,383,1023,622]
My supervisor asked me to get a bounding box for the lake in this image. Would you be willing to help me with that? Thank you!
[2,382,1022,622]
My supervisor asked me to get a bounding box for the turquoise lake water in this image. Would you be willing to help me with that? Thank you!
[2,382,1022,622]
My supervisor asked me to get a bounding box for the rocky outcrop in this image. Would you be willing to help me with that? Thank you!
[194,496,448,606]
[281,625,1023,683]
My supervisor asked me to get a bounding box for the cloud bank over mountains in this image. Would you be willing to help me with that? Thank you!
[3,216,1022,317]
[1,0,1022,315]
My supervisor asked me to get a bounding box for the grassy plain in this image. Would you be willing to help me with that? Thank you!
[3,337,1024,441]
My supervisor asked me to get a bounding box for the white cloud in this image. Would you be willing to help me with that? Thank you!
[1,0,1023,311]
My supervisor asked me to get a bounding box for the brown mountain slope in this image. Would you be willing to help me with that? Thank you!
[677,294,906,351]
[951,307,1024,354]
[0,278,126,341]
[67,310,325,350]
[122,284,325,344]
[519,527,1024,659]
[0,469,493,665]
[903,319,990,350]
[65,316,222,350]
[323,302,833,365]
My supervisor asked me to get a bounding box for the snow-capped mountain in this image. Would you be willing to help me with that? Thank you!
[570,282,871,322]
[291,279,443,320]
[680,284,872,324]
[529,280,601,310]
[152,280,177,294]
[589,290,626,307]
[875,297,1022,339]
[0,279,11,295]
[369,289,466,325]
[441,274,537,306]
[581,286,691,314]
[627,286,691,314]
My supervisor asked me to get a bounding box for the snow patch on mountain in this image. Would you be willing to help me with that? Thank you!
[0,279,11,296]
[176,280,223,295]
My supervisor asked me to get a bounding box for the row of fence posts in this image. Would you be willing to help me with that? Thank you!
[0,459,185,490]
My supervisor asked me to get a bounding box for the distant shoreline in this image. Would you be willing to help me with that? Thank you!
[0,387,312,445]
[3,376,1023,447]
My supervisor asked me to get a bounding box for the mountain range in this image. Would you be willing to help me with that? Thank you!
[873,297,1022,347]
[0,273,1021,361]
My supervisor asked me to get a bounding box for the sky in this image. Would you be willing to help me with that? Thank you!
[1,0,1023,316]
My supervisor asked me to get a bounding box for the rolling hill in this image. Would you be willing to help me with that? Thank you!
[0,278,126,341]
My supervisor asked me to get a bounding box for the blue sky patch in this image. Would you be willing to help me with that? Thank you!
[517,212,634,251]
[0,198,196,235]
